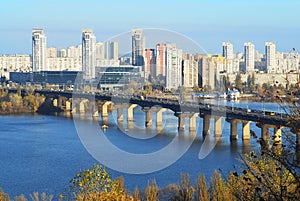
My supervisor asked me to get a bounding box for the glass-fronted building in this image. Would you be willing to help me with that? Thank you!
[96,66,142,90]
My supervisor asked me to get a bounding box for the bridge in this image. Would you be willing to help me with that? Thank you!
[7,88,300,164]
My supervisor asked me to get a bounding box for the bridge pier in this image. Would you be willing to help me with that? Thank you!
[229,119,238,141]
[202,115,211,136]
[58,96,63,109]
[189,113,199,132]
[143,108,152,128]
[127,104,137,122]
[53,99,58,107]
[261,124,269,141]
[242,121,250,140]
[214,116,222,137]
[178,114,185,130]
[117,108,124,122]
[79,100,86,114]
[156,108,166,127]
[92,104,99,117]
[65,100,71,111]
[102,101,112,118]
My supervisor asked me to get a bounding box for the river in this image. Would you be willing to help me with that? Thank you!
[0,100,285,199]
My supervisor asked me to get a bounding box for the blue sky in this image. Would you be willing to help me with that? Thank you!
[1,0,300,54]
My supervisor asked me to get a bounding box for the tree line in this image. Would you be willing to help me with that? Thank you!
[0,87,44,114]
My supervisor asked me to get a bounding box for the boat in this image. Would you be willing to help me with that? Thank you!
[226,89,240,100]
[101,125,109,129]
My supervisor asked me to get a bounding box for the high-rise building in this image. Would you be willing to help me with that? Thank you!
[155,43,167,77]
[47,47,57,58]
[265,42,276,73]
[104,41,118,60]
[198,54,226,90]
[222,42,234,74]
[132,29,145,66]
[82,29,96,80]
[144,48,156,79]
[165,43,182,89]
[96,42,104,59]
[32,28,47,72]
[244,42,255,73]
[67,45,82,58]
[222,42,234,60]
[182,53,198,88]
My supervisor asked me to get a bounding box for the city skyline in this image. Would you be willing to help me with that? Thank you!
[1,0,300,55]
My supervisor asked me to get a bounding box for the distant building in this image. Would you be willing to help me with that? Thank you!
[96,42,105,60]
[222,42,235,74]
[58,49,67,58]
[265,42,276,73]
[95,59,120,67]
[155,43,167,77]
[244,42,255,73]
[10,71,82,84]
[198,54,226,90]
[132,29,145,66]
[9,72,33,83]
[46,57,82,71]
[105,41,118,60]
[47,47,57,58]
[0,54,31,79]
[67,45,82,58]
[32,28,47,72]
[182,53,198,88]
[96,66,142,90]
[82,29,96,80]
[165,43,182,89]
[144,48,156,79]
[222,42,234,60]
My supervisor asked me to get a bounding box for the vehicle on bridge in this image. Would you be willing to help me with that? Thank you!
[264,111,275,116]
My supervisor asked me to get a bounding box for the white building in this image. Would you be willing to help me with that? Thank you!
[32,28,47,72]
[95,59,120,67]
[0,54,31,79]
[182,53,197,88]
[47,47,57,58]
[222,42,234,73]
[96,42,105,59]
[165,43,182,89]
[244,42,255,73]
[58,49,67,58]
[47,57,82,71]
[82,29,96,80]
[222,42,234,60]
[265,42,276,73]
[132,29,145,66]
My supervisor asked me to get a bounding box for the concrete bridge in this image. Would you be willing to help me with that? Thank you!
[7,88,300,164]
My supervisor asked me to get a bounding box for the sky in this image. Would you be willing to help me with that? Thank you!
[1,0,300,55]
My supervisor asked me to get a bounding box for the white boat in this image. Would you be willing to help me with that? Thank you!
[226,89,240,100]
[101,125,109,129]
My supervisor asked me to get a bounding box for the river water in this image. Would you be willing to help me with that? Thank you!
[0,100,285,199]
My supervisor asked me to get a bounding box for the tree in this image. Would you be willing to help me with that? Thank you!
[251,73,255,92]
[144,180,159,201]
[223,74,230,89]
[235,73,242,91]
[63,164,133,201]
[0,188,10,201]
[194,174,209,201]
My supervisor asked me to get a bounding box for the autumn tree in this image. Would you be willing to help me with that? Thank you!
[235,73,242,91]
[63,164,132,201]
